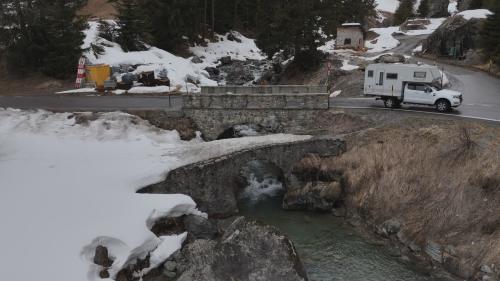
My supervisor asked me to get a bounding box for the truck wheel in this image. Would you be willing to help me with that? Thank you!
[384,98,399,109]
[436,99,451,112]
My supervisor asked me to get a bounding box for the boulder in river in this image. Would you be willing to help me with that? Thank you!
[174,217,308,281]
[283,180,343,211]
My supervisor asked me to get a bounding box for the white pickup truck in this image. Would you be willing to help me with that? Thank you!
[364,63,463,112]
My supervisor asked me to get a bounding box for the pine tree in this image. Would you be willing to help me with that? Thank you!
[41,0,88,78]
[469,0,483,9]
[1,0,86,78]
[111,0,146,52]
[480,0,500,64]
[417,0,430,17]
[393,0,415,25]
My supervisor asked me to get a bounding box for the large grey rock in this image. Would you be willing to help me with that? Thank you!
[182,214,218,240]
[94,245,113,268]
[375,54,406,64]
[381,219,401,235]
[191,56,203,64]
[423,16,484,59]
[219,56,232,65]
[175,217,308,281]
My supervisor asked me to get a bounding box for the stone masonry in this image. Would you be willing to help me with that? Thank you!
[139,137,345,217]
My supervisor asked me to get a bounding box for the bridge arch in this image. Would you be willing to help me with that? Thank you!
[139,137,345,217]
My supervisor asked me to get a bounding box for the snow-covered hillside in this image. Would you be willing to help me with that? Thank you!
[0,108,310,281]
[375,0,400,13]
[82,21,265,93]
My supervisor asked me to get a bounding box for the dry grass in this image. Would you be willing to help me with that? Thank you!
[326,119,500,268]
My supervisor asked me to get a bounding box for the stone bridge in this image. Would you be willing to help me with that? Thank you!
[139,137,345,217]
[183,86,330,140]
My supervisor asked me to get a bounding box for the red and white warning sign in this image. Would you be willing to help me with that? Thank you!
[75,57,86,89]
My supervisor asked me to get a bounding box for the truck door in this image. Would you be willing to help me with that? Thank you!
[404,83,429,104]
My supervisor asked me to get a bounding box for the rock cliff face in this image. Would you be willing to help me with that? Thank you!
[423,16,483,59]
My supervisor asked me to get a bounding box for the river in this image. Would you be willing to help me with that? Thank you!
[237,162,451,281]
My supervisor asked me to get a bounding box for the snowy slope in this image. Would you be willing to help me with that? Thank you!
[366,18,446,53]
[82,21,265,92]
[0,109,311,281]
[375,0,400,13]
[190,32,266,65]
[83,21,217,92]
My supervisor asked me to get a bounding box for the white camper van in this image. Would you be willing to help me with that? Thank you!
[363,63,463,112]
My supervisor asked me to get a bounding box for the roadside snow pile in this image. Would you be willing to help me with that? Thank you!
[457,9,493,20]
[57,88,97,94]
[0,108,311,281]
[366,26,400,53]
[190,32,266,65]
[318,39,336,54]
[341,60,360,71]
[375,0,400,13]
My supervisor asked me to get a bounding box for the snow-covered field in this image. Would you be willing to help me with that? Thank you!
[82,21,265,93]
[0,108,310,281]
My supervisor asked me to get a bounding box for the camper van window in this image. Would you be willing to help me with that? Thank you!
[386,73,398,80]
[368,70,374,78]
[414,71,426,78]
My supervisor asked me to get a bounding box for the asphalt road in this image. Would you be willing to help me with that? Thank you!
[0,95,183,111]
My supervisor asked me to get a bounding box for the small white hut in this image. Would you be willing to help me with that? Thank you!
[336,23,364,50]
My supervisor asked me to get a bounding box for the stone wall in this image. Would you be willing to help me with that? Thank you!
[182,92,330,140]
[183,93,329,110]
[201,85,327,94]
[184,108,327,140]
[139,137,346,217]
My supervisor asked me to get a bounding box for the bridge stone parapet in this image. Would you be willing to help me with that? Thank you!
[139,137,345,217]
[201,85,328,95]
[182,86,330,140]
[183,93,329,110]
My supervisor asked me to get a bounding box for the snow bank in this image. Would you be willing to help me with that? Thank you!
[190,32,266,65]
[0,109,311,281]
[82,21,217,92]
[57,88,97,94]
[84,23,219,92]
[457,9,493,20]
[366,26,400,53]
[341,60,360,71]
[317,39,336,54]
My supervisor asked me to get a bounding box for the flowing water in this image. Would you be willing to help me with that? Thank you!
[238,162,451,281]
